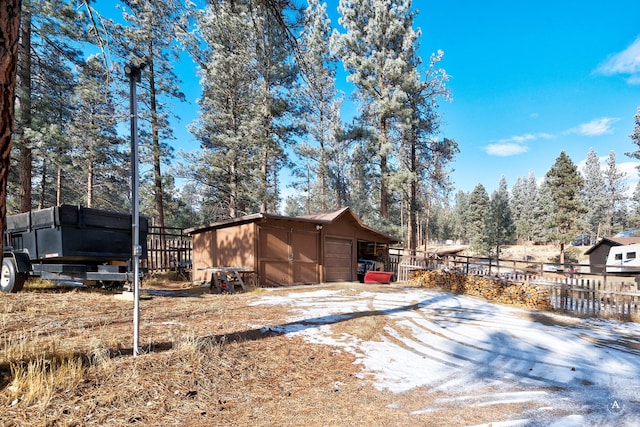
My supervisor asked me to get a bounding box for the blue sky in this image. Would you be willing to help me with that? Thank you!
[103,1,640,197]
[413,0,640,194]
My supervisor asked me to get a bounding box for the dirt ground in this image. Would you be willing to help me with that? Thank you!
[497,243,590,264]
[0,244,593,426]
[0,275,577,427]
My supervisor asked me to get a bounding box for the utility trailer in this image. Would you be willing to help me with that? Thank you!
[1,205,148,292]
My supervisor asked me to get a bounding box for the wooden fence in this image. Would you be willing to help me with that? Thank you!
[542,277,640,320]
[391,249,640,321]
[144,226,192,276]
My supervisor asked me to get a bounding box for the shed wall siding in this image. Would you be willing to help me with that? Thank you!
[191,222,256,282]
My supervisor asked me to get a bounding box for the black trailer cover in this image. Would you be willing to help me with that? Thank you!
[5,205,148,262]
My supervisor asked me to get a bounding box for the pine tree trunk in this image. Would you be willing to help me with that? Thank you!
[260,77,271,213]
[260,147,268,213]
[0,0,22,253]
[56,143,63,206]
[87,161,94,207]
[36,161,44,209]
[147,44,167,267]
[56,162,62,206]
[408,136,417,254]
[319,109,327,211]
[229,158,237,217]
[379,117,389,219]
[18,0,31,213]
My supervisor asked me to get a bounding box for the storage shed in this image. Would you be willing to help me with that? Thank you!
[186,208,400,286]
[584,237,640,273]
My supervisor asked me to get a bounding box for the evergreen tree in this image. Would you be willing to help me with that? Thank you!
[545,151,586,267]
[467,183,489,254]
[483,176,515,258]
[293,0,343,213]
[69,55,128,211]
[451,190,469,244]
[116,0,190,227]
[334,0,418,220]
[603,150,628,235]
[398,45,454,252]
[415,137,458,249]
[31,51,77,208]
[189,1,262,219]
[14,0,89,212]
[533,179,552,244]
[581,148,607,240]
[348,133,378,223]
[627,107,640,165]
[510,172,538,243]
[509,175,526,238]
[629,181,640,229]
[250,1,299,213]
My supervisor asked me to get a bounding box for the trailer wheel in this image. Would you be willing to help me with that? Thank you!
[1,258,26,293]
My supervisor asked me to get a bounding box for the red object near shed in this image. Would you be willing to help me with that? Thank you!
[363,271,394,284]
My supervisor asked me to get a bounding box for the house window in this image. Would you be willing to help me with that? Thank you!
[627,252,636,260]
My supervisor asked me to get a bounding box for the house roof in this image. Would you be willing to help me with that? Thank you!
[583,236,640,254]
[185,207,400,244]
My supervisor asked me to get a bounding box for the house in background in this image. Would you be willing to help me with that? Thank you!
[185,207,400,287]
[584,237,640,273]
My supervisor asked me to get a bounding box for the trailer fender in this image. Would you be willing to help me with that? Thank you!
[3,251,32,274]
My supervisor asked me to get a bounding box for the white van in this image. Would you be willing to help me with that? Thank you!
[606,244,640,273]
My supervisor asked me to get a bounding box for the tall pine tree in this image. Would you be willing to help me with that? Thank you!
[189,1,262,218]
[293,0,343,213]
[603,151,628,235]
[545,151,586,267]
[483,176,515,258]
[116,0,189,227]
[581,148,607,240]
[69,55,127,210]
[467,183,489,254]
[335,0,418,220]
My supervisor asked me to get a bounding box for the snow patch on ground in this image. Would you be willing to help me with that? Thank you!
[250,287,640,425]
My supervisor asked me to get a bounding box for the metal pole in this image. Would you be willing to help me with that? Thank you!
[125,62,145,357]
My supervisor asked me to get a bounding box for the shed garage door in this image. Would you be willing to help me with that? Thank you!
[324,237,352,282]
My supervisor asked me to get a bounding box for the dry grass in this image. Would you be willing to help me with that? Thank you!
[0,279,554,426]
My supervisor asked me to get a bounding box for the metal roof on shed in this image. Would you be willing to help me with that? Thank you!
[185,207,400,244]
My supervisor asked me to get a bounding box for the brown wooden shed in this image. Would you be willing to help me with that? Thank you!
[185,208,400,286]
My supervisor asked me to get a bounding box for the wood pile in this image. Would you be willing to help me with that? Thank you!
[410,269,552,311]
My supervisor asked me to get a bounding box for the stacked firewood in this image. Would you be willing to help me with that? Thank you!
[410,269,552,311]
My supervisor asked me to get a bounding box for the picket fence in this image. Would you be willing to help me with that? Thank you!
[393,250,640,321]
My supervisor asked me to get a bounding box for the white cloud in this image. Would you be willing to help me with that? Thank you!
[496,134,535,144]
[486,133,553,157]
[485,143,528,156]
[494,133,554,144]
[595,36,640,84]
[537,132,555,140]
[566,117,619,136]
